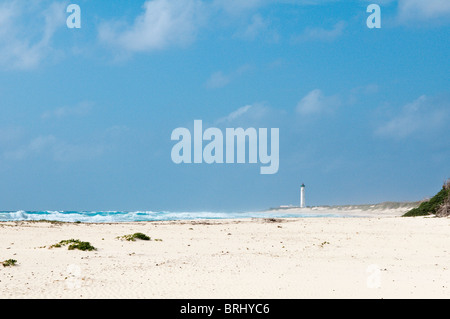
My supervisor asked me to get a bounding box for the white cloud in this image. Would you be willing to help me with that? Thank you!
[212,0,329,15]
[0,1,67,70]
[296,89,341,115]
[375,95,448,139]
[3,135,57,160]
[3,134,106,162]
[212,0,266,15]
[233,13,279,42]
[293,21,345,42]
[52,140,106,162]
[205,64,251,89]
[206,71,231,88]
[41,101,93,120]
[218,105,253,123]
[1,122,132,162]
[240,14,267,39]
[97,0,337,57]
[216,103,270,124]
[398,0,450,22]
[99,0,206,53]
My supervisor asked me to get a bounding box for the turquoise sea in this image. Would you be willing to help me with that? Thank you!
[0,210,344,223]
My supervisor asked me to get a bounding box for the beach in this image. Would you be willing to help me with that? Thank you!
[1,211,449,299]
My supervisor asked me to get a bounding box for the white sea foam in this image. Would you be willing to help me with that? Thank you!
[0,209,346,223]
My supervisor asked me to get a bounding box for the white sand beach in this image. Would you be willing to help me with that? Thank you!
[1,208,449,299]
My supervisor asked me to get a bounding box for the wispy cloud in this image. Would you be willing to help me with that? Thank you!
[233,14,279,42]
[3,135,58,160]
[205,71,231,89]
[3,133,110,162]
[212,0,267,15]
[237,14,267,39]
[292,21,345,43]
[216,103,271,125]
[397,0,450,23]
[41,101,93,120]
[0,0,67,70]
[375,95,449,140]
[97,0,341,58]
[296,89,341,115]
[98,0,206,54]
[212,0,331,15]
[205,64,251,89]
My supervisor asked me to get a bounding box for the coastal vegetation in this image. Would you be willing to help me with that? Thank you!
[116,232,163,242]
[403,180,450,217]
[319,241,330,248]
[50,239,96,251]
[117,232,151,241]
[2,259,17,267]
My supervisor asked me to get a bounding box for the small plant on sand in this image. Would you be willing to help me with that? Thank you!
[50,239,96,251]
[116,233,163,242]
[117,232,151,241]
[2,259,17,267]
[319,241,330,248]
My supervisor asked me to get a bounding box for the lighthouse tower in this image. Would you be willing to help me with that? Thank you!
[300,183,305,208]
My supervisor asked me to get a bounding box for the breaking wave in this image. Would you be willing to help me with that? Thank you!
[0,210,343,223]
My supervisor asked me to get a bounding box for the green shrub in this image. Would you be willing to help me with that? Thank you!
[132,232,151,241]
[50,239,96,251]
[117,232,151,241]
[2,259,17,267]
[403,186,450,217]
[68,241,96,251]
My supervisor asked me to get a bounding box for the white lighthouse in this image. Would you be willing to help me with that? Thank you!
[300,183,305,208]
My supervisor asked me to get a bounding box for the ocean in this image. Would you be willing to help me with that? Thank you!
[0,210,344,223]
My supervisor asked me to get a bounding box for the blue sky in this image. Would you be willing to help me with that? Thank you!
[0,0,449,212]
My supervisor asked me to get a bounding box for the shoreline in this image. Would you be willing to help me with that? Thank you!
[1,214,449,299]
[0,201,420,223]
